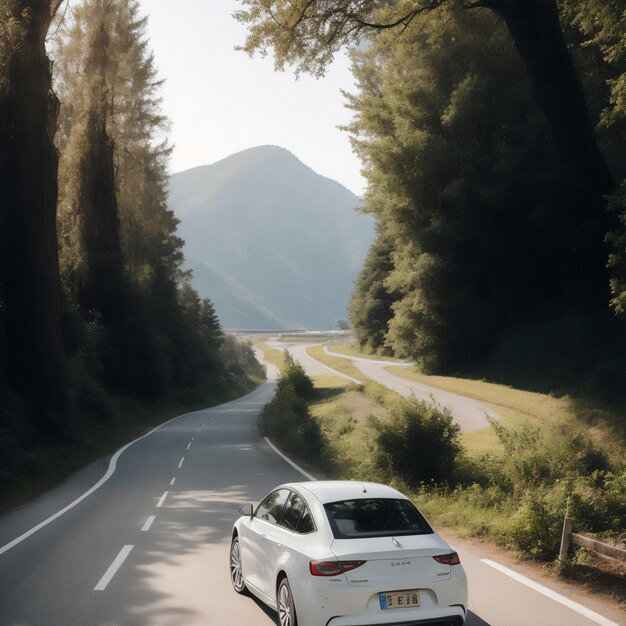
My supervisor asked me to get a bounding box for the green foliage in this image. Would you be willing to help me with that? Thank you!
[370,397,462,486]
[607,181,626,315]
[0,0,26,93]
[263,357,324,461]
[282,351,315,399]
[44,0,259,410]
[500,488,565,560]
[489,419,609,488]
[349,231,398,354]
[416,420,623,560]
[344,9,586,371]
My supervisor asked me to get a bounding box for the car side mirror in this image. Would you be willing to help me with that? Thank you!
[238,503,253,517]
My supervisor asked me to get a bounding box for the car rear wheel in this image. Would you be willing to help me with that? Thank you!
[229,536,247,594]
[277,577,298,626]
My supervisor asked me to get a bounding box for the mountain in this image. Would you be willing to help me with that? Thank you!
[168,146,375,329]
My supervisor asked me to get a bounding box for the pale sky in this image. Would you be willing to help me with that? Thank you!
[138,0,366,196]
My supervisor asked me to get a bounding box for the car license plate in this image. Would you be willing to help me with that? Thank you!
[379,589,420,610]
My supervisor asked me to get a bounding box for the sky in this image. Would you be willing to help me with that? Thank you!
[137,0,366,196]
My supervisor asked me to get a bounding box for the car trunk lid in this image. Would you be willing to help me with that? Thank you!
[330,534,453,587]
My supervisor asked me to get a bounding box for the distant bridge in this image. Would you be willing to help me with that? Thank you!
[227,329,350,337]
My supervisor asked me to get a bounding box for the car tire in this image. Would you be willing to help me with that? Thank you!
[277,577,298,626]
[229,536,247,594]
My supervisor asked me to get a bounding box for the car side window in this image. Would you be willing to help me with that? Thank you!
[282,492,316,534]
[255,489,290,525]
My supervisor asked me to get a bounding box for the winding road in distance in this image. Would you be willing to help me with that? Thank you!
[273,342,498,433]
[0,377,623,625]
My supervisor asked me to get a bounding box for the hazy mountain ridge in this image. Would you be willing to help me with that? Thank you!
[169,146,375,329]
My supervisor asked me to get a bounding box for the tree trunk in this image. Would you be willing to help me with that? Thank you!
[495,0,614,197]
[77,109,125,323]
[494,0,615,307]
[0,0,67,432]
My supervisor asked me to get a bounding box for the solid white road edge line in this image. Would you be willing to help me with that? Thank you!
[263,437,317,481]
[0,382,272,558]
[480,559,618,626]
[94,545,134,591]
[170,477,176,486]
[141,515,155,532]
[156,491,168,508]
[178,457,185,468]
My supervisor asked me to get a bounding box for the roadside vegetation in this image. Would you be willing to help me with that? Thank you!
[0,338,263,513]
[262,352,325,465]
[0,0,264,511]
[261,342,625,591]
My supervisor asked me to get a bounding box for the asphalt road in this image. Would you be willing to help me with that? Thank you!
[0,385,298,625]
[326,346,501,433]
[0,382,623,625]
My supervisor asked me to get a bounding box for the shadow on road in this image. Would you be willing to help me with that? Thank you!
[466,610,492,625]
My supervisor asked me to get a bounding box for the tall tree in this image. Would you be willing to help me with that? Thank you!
[343,9,594,371]
[54,0,227,398]
[0,0,66,431]
[237,0,615,305]
[349,230,398,354]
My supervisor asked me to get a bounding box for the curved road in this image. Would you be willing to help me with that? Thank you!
[323,346,501,432]
[270,343,499,433]
[0,383,622,625]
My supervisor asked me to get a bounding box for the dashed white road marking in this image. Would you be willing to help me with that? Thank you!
[170,477,176,486]
[0,384,269,558]
[186,443,191,450]
[480,559,618,626]
[178,457,185,468]
[94,545,133,591]
[156,491,168,508]
[141,516,155,532]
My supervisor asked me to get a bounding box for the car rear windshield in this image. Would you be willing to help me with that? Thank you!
[324,498,433,539]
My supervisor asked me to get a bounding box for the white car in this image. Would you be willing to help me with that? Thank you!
[230,480,467,626]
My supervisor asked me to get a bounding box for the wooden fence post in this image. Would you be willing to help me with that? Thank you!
[559,516,573,561]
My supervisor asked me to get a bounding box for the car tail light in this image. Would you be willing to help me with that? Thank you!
[433,552,461,565]
[309,560,366,576]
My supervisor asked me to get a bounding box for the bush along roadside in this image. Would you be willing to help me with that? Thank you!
[382,413,625,564]
[283,373,625,568]
[262,352,326,465]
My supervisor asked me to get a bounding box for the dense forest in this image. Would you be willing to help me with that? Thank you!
[239,0,626,406]
[0,0,261,460]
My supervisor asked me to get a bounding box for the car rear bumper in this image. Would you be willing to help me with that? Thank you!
[325,607,465,625]
[291,570,467,626]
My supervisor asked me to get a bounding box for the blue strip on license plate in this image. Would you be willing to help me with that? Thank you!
[379,590,420,610]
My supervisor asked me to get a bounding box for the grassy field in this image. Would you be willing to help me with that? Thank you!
[309,342,623,461]
[325,342,406,362]
[254,341,287,372]
[306,345,400,406]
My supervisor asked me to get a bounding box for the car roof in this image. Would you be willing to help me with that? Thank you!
[284,481,408,504]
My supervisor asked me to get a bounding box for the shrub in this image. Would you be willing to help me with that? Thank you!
[489,418,610,488]
[501,488,566,560]
[262,353,324,463]
[370,397,462,486]
[282,351,315,399]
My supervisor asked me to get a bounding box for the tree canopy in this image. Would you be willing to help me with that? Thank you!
[0,0,262,442]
